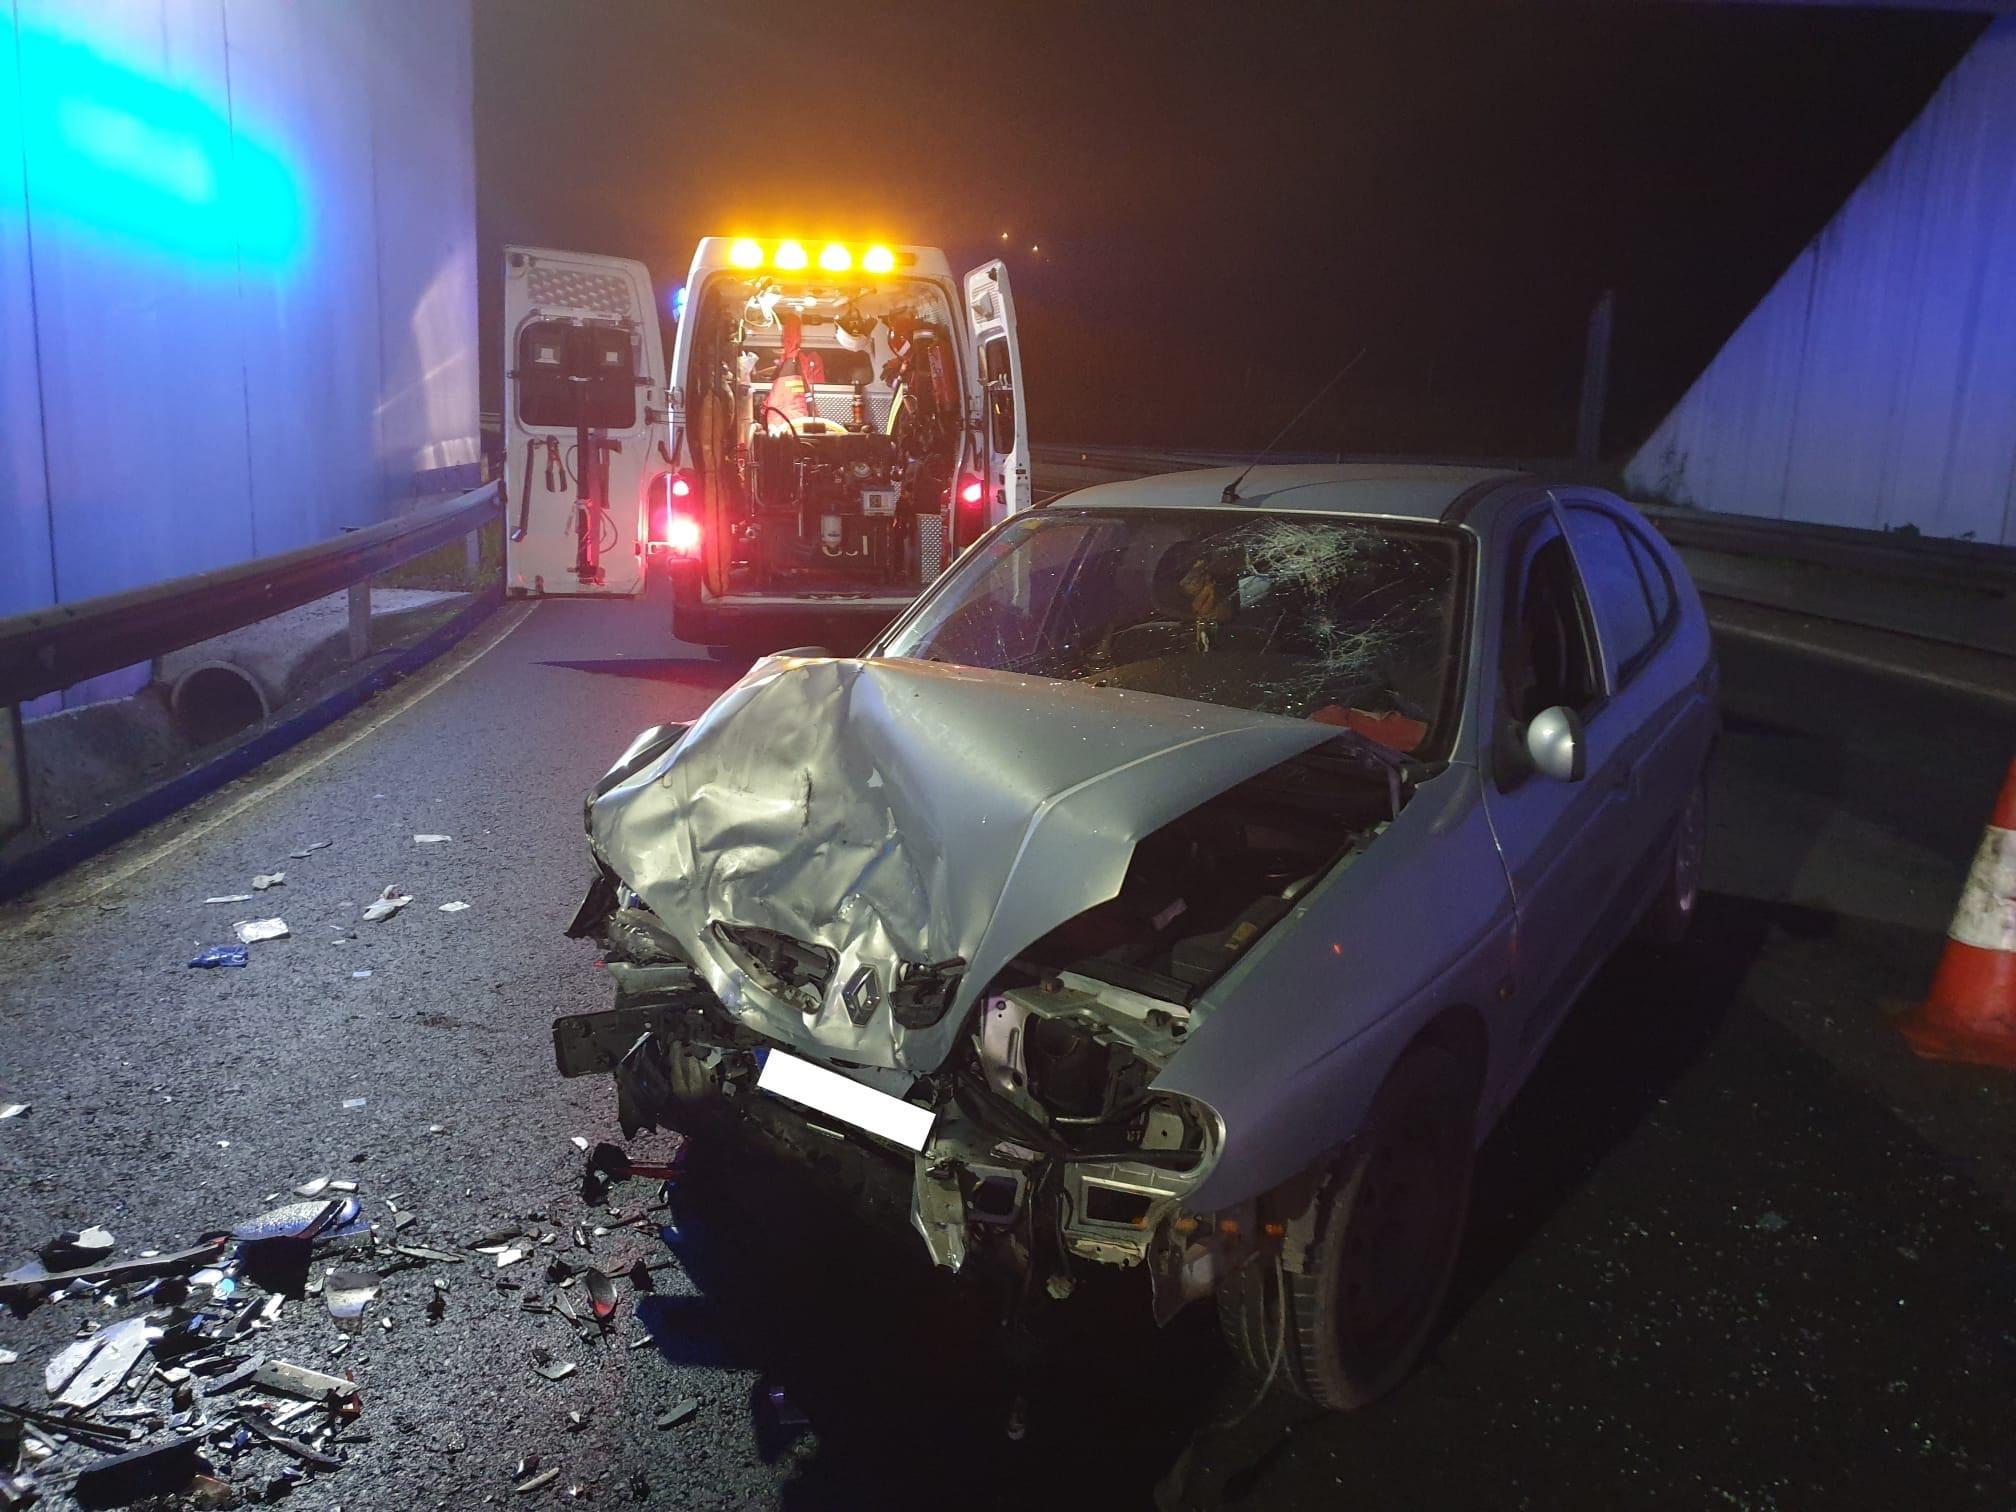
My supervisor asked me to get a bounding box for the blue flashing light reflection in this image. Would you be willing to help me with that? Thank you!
[11,27,307,273]
[671,284,687,322]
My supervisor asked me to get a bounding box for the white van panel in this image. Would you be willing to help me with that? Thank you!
[502,246,667,597]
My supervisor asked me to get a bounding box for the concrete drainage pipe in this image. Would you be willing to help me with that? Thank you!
[170,662,271,746]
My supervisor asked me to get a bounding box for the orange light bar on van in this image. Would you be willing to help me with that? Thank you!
[861,245,896,274]
[728,238,763,269]
[772,239,809,270]
[817,243,852,272]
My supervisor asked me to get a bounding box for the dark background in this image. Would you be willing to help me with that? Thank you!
[474,0,1982,462]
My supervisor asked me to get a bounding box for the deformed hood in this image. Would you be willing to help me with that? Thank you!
[591,656,1339,1072]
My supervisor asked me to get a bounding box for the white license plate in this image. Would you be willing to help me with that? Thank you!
[755,1050,936,1151]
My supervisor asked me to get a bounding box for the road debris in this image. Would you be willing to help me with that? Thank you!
[533,1359,577,1382]
[439,901,471,912]
[361,886,413,922]
[413,834,452,844]
[70,1433,203,1508]
[56,1318,159,1409]
[323,1269,381,1329]
[188,945,249,969]
[204,894,254,905]
[0,1103,25,1119]
[233,918,289,943]
[342,1098,368,1109]
[582,1268,617,1328]
[292,1177,332,1198]
[40,1226,115,1270]
[249,1360,354,1402]
[351,970,373,979]
[516,1466,561,1494]
[654,1397,698,1430]
[251,872,286,891]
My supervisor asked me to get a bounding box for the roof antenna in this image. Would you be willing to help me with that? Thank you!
[1221,347,1369,503]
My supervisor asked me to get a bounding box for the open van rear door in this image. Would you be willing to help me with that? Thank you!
[963,260,1028,523]
[503,247,667,597]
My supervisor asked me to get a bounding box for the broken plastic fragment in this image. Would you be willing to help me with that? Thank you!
[654,1397,698,1430]
[292,1177,332,1198]
[583,1268,617,1325]
[391,1243,462,1264]
[361,887,413,922]
[533,1359,577,1382]
[56,1316,159,1408]
[40,1226,115,1270]
[0,1103,25,1119]
[187,945,249,969]
[252,872,285,890]
[495,1248,526,1269]
[45,1334,99,1395]
[413,834,451,844]
[324,1268,380,1328]
[516,1466,561,1494]
[439,901,471,912]
[70,1434,202,1507]
[250,1359,353,1400]
[351,969,373,980]
[203,895,254,905]
[233,918,289,944]
[342,1098,367,1110]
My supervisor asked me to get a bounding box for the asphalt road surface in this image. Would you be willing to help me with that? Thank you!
[2,592,2012,1511]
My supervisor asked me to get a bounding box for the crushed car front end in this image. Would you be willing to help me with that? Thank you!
[555,501,1465,1317]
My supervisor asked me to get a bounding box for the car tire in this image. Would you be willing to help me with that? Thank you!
[1638,778,1707,946]
[1216,1044,1475,1411]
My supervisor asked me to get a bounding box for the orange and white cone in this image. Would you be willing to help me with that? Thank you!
[1897,755,2016,1071]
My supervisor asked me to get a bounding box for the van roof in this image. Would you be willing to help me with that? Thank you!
[1048,463,1530,522]
[688,237,954,281]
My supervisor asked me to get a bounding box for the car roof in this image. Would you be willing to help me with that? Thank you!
[1049,463,1530,522]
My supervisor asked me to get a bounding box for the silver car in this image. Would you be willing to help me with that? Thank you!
[556,464,1718,1410]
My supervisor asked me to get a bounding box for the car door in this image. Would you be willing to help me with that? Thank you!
[1479,501,1643,1063]
[962,260,1028,524]
[1556,500,1703,921]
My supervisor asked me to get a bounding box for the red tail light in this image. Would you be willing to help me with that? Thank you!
[665,514,702,555]
[670,472,694,499]
[958,475,985,507]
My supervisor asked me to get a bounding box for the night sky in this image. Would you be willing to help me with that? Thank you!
[474,0,1983,463]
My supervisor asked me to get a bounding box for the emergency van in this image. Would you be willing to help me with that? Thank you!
[502,238,1027,647]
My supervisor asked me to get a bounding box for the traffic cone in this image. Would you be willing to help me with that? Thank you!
[1897,755,2016,1070]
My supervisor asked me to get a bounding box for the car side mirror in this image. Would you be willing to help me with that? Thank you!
[1524,706,1586,782]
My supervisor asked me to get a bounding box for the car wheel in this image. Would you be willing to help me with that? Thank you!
[1216,1044,1475,1411]
[1639,778,1707,945]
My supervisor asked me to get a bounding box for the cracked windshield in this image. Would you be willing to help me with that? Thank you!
[884,509,1464,755]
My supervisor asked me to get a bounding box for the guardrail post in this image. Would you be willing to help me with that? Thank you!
[348,578,371,663]
[465,524,482,584]
[0,704,26,842]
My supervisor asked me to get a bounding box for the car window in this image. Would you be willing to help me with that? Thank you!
[883,508,1467,758]
[1562,506,1657,681]
[1621,518,1674,631]
[1502,513,1601,725]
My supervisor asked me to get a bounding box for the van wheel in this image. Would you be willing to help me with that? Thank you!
[1217,1045,1474,1411]
[1639,779,1707,945]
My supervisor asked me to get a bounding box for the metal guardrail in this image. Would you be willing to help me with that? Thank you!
[0,482,500,706]
[1028,444,2016,593]
[0,481,501,841]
